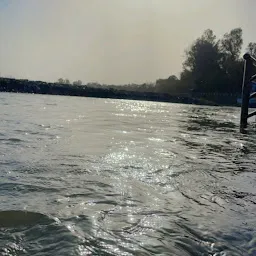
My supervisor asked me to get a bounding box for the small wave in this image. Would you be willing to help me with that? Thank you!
[0,210,83,255]
[46,103,57,106]
[5,138,23,143]
[0,182,62,193]
[0,210,51,228]
[148,137,165,142]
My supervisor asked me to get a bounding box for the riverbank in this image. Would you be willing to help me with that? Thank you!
[0,77,239,106]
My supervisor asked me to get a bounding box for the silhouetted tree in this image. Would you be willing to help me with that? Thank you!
[219,28,243,92]
[155,75,179,93]
[57,78,64,84]
[64,79,70,84]
[180,28,244,93]
[220,28,243,61]
[182,29,223,92]
[73,80,82,86]
[57,78,71,85]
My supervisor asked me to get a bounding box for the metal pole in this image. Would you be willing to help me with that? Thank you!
[240,53,253,131]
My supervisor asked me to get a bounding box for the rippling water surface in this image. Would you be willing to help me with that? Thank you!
[0,92,256,256]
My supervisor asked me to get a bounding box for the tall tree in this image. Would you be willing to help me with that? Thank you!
[219,28,243,92]
[182,29,222,92]
[220,28,243,61]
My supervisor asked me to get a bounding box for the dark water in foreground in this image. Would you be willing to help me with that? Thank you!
[0,93,255,256]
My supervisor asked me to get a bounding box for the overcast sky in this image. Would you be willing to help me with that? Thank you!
[0,0,256,84]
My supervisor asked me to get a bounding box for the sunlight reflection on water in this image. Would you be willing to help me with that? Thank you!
[0,93,255,255]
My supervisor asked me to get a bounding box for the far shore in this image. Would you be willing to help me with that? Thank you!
[0,77,240,107]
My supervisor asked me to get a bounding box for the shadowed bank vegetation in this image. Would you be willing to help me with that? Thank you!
[1,27,256,105]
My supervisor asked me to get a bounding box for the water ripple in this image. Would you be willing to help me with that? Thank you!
[0,94,255,255]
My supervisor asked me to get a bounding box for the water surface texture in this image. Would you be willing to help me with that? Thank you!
[0,93,255,256]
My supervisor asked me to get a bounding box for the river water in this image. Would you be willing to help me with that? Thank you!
[0,92,255,256]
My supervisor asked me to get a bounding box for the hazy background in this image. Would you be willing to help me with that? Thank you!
[0,0,256,84]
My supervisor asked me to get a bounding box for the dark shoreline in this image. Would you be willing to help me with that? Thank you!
[0,77,240,107]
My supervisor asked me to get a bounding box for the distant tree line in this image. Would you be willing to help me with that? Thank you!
[55,28,256,95]
[1,27,255,105]
[57,78,82,86]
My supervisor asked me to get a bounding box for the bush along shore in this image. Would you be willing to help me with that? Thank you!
[0,77,239,106]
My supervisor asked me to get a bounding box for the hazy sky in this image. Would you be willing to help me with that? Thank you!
[0,0,256,84]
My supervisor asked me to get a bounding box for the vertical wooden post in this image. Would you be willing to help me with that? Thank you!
[240,53,253,131]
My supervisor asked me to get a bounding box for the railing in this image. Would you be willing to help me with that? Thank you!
[240,53,256,131]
